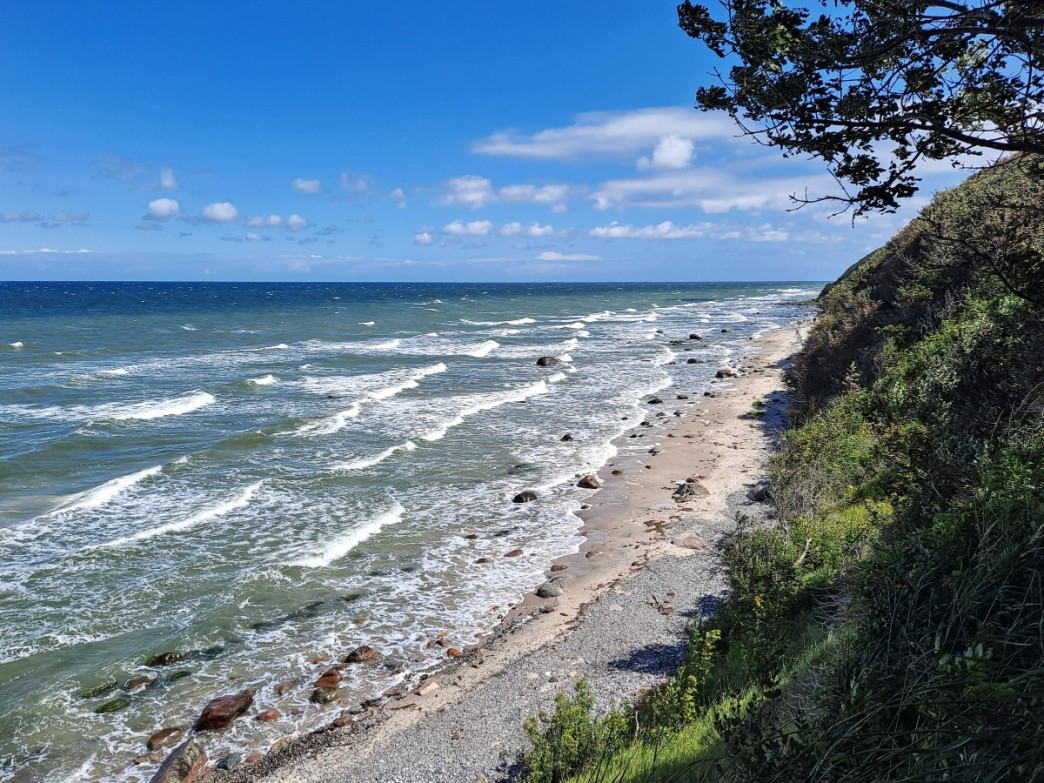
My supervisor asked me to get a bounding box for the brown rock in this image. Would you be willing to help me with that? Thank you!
[344,645,379,664]
[146,652,183,668]
[446,648,461,657]
[715,367,738,378]
[148,739,207,783]
[475,557,492,563]
[314,668,343,689]
[577,475,601,489]
[147,727,185,751]
[244,752,265,765]
[550,564,568,572]
[312,654,330,664]
[256,708,280,722]
[672,482,710,501]
[535,356,560,367]
[124,677,151,691]
[686,358,704,364]
[273,680,295,696]
[134,751,164,765]
[195,691,254,731]
[418,681,441,697]
[504,549,523,557]
[611,469,623,475]
[331,712,355,728]
[311,686,341,704]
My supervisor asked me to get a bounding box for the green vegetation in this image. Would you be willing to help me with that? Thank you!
[519,156,1044,782]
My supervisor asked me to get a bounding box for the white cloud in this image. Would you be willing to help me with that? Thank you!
[286,214,308,232]
[498,184,570,204]
[160,168,178,190]
[52,211,89,223]
[590,168,836,213]
[292,178,322,194]
[442,219,493,237]
[390,187,408,208]
[413,231,433,245]
[551,203,569,214]
[525,222,555,237]
[202,202,240,223]
[437,175,497,209]
[245,214,283,228]
[473,107,736,161]
[0,211,40,223]
[536,251,600,261]
[498,222,523,237]
[146,198,181,221]
[0,247,93,255]
[637,135,695,170]
[588,220,711,240]
[245,231,270,242]
[436,176,572,209]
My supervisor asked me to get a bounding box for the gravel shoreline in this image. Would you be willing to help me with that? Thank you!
[210,323,808,783]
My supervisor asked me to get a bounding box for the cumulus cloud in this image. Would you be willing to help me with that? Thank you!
[413,231,433,245]
[588,220,711,240]
[536,251,600,261]
[52,211,90,223]
[525,222,555,237]
[437,175,497,209]
[245,214,283,228]
[473,107,735,161]
[245,231,270,242]
[389,187,408,207]
[590,168,836,213]
[292,178,322,194]
[499,222,523,237]
[442,219,493,236]
[160,168,179,190]
[146,198,181,221]
[435,176,572,209]
[637,135,695,170]
[0,211,41,223]
[498,184,570,204]
[286,214,308,232]
[202,201,240,223]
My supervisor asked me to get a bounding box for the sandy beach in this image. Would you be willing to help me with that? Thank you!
[210,322,808,783]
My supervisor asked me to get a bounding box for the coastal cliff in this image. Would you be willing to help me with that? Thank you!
[521,156,1044,781]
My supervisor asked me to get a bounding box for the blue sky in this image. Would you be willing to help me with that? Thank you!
[0,1,970,282]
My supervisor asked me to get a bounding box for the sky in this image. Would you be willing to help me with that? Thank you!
[0,1,973,282]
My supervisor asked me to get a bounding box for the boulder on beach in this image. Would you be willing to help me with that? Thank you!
[256,708,280,722]
[716,367,738,378]
[577,475,602,489]
[148,740,207,783]
[673,481,710,501]
[344,645,380,664]
[689,333,702,340]
[147,727,185,751]
[560,433,573,442]
[536,356,560,367]
[505,548,524,557]
[536,579,565,598]
[314,668,343,689]
[647,397,663,405]
[747,479,772,502]
[687,358,705,364]
[195,691,254,731]
[512,490,538,503]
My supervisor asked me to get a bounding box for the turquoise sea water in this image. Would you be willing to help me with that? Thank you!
[0,281,819,781]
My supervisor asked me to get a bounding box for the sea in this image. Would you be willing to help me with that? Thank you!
[0,281,819,781]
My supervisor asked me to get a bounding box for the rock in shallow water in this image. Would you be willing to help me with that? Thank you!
[536,356,560,367]
[146,652,183,668]
[577,475,601,489]
[148,740,206,783]
[147,727,185,751]
[344,645,380,663]
[512,490,538,503]
[195,691,254,731]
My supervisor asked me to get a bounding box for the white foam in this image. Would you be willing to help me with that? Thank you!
[99,368,129,376]
[460,317,534,326]
[464,340,498,358]
[421,378,558,441]
[296,403,362,436]
[263,343,290,350]
[332,440,416,472]
[249,374,278,386]
[52,465,163,515]
[582,311,612,323]
[90,481,263,549]
[368,362,447,400]
[358,321,375,326]
[180,324,198,331]
[9,341,24,349]
[290,500,405,567]
[112,391,216,421]
[547,372,567,384]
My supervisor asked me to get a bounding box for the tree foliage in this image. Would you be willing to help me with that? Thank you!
[678,0,1044,214]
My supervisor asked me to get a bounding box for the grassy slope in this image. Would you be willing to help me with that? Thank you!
[519,155,1044,783]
